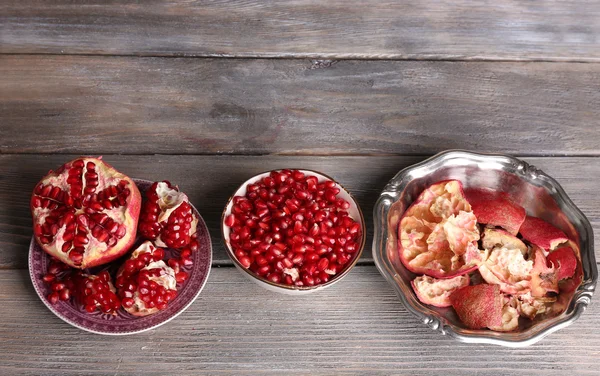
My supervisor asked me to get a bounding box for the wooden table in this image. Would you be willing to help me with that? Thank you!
[1,2,599,374]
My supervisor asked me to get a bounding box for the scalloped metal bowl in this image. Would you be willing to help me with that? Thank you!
[373,150,597,347]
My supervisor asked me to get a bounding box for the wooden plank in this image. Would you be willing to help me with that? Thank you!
[1,1,600,61]
[1,56,600,156]
[0,266,599,375]
[1,155,598,269]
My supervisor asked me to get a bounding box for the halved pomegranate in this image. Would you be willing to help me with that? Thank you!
[115,241,182,316]
[138,181,198,249]
[31,157,141,269]
[464,188,526,235]
[411,274,470,307]
[450,284,503,330]
[398,180,480,278]
[519,216,568,251]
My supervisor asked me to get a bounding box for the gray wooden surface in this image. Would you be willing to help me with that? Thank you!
[1,0,600,374]
[2,56,600,155]
[2,1,600,61]
[1,267,599,375]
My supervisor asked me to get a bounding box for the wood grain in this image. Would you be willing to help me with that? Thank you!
[2,56,600,156]
[1,154,598,269]
[0,266,598,375]
[1,1,600,61]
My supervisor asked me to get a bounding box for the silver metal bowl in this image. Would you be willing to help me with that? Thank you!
[373,150,597,347]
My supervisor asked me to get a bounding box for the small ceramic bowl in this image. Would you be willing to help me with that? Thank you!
[222,169,366,295]
[373,150,597,347]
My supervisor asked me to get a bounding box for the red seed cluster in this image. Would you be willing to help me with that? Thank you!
[225,169,362,287]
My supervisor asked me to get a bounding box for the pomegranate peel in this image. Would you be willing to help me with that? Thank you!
[547,246,578,281]
[530,246,559,298]
[488,298,520,332]
[519,216,568,251]
[464,188,526,235]
[139,181,198,249]
[399,180,480,278]
[450,284,503,330]
[411,274,470,307]
[31,157,141,269]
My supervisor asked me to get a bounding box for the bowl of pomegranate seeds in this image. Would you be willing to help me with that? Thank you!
[222,169,365,294]
[373,150,597,347]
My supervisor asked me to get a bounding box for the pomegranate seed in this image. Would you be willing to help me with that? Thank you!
[43,273,56,283]
[48,292,60,304]
[227,170,362,287]
[175,271,188,283]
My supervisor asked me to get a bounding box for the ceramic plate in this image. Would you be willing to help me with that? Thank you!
[29,179,212,335]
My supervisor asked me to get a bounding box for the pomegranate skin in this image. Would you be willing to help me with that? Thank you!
[30,157,141,269]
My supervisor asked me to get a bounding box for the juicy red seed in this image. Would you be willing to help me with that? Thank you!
[52,282,66,291]
[43,273,56,283]
[48,292,60,304]
[59,288,71,301]
[318,258,330,271]
[175,272,188,283]
[238,256,251,268]
[225,214,236,227]
[122,297,135,308]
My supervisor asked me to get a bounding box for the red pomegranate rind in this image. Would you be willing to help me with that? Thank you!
[530,246,559,297]
[464,188,526,235]
[547,246,577,281]
[31,157,141,269]
[139,181,198,249]
[411,274,470,307]
[399,180,480,278]
[450,284,503,329]
[116,241,179,317]
[519,216,568,250]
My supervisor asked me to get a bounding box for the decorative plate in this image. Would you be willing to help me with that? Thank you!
[29,179,212,335]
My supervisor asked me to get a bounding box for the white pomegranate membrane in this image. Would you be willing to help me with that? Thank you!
[225,169,362,287]
[401,180,583,331]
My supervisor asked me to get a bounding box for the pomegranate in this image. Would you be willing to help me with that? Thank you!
[224,169,363,287]
[43,260,121,314]
[138,181,198,249]
[115,241,183,316]
[31,157,141,269]
[398,180,480,278]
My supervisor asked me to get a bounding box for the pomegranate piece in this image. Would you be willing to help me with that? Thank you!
[139,181,198,249]
[530,246,559,297]
[225,169,362,287]
[71,272,121,315]
[42,262,121,315]
[478,228,532,294]
[464,188,526,235]
[30,157,141,269]
[116,241,179,316]
[398,180,481,278]
[518,216,568,250]
[547,246,578,281]
[411,274,470,307]
[450,284,503,330]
